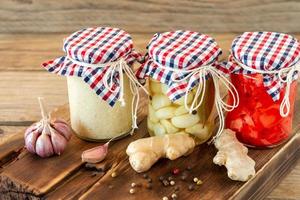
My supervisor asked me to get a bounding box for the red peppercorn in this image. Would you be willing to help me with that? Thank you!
[172,168,180,175]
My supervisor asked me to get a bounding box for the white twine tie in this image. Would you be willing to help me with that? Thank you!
[65,56,149,134]
[156,63,239,142]
[233,57,300,117]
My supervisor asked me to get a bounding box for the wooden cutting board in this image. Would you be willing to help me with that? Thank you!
[0,89,299,200]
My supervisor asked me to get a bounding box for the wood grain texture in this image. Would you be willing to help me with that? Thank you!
[0,33,274,71]
[0,99,299,199]
[0,0,300,33]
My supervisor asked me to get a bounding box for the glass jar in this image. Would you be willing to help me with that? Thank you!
[67,75,133,141]
[147,78,215,144]
[226,74,298,147]
[42,27,142,141]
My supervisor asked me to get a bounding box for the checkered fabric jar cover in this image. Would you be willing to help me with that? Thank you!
[42,27,142,106]
[225,32,300,101]
[136,30,223,101]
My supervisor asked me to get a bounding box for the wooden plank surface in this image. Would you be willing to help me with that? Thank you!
[0,33,299,199]
[0,0,300,33]
[0,90,299,200]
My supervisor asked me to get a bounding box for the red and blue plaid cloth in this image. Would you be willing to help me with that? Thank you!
[136,30,222,101]
[225,32,300,101]
[42,27,142,106]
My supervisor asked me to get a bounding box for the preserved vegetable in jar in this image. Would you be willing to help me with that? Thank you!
[136,31,238,144]
[42,27,147,141]
[225,32,300,148]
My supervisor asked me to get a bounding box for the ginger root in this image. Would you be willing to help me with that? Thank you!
[126,132,195,173]
[213,129,256,182]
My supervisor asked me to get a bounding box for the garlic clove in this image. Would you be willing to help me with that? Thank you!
[81,143,109,163]
[35,134,54,158]
[51,129,68,155]
[25,129,40,154]
[24,122,39,138]
[52,119,72,141]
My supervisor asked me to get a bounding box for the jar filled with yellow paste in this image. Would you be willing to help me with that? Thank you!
[42,27,146,141]
[136,31,238,144]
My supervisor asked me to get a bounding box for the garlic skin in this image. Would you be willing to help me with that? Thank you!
[81,143,109,163]
[24,98,72,158]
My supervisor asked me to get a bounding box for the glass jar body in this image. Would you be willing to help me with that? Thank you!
[147,78,215,144]
[226,74,297,148]
[67,76,133,141]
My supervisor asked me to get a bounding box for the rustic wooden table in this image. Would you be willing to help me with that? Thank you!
[0,33,299,199]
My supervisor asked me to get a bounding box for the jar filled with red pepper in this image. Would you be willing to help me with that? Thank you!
[225,32,299,148]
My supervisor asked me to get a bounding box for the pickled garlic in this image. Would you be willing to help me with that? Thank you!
[147,79,214,144]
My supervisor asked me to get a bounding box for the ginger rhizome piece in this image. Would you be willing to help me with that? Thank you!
[213,129,256,182]
[126,132,195,173]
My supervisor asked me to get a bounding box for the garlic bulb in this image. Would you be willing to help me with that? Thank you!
[24,97,72,158]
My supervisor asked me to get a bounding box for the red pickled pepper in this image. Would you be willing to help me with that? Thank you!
[226,74,297,147]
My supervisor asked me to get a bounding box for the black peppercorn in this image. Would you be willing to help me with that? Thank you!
[143,173,149,179]
[159,176,164,181]
[162,179,170,186]
[188,184,195,191]
[191,110,197,115]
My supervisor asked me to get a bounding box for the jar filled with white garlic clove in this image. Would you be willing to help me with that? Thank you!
[136,31,239,144]
[42,27,147,141]
[148,78,215,144]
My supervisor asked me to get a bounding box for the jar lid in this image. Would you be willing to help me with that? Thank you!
[226,32,300,102]
[147,31,221,69]
[63,27,135,64]
[42,27,142,107]
[136,30,222,101]
[230,32,300,73]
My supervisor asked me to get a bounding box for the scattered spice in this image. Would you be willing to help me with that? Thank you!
[188,184,195,191]
[131,182,136,187]
[193,177,199,183]
[162,179,170,187]
[170,180,175,186]
[172,168,180,175]
[143,173,149,179]
[129,188,136,194]
[111,171,117,178]
[171,193,178,199]
[162,197,169,200]
[191,110,197,115]
[180,172,188,181]
[149,96,153,100]
[168,176,174,181]
[196,180,203,185]
[159,176,165,181]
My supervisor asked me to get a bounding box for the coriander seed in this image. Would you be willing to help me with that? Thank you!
[111,172,117,178]
[129,188,136,194]
[131,182,136,187]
